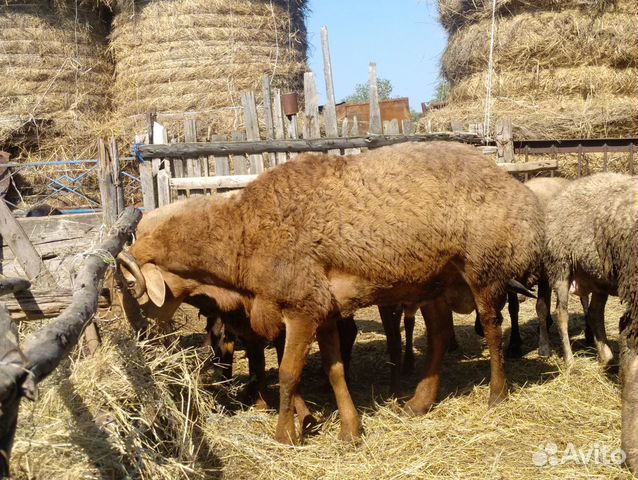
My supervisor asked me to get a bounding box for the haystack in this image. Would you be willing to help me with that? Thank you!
[0,0,112,158]
[421,1,638,140]
[109,0,308,140]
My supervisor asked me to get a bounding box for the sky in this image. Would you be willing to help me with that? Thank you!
[305,0,448,112]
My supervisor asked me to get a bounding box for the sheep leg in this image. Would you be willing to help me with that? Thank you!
[587,292,613,366]
[245,338,268,410]
[378,304,402,397]
[275,314,316,444]
[555,279,574,367]
[402,306,417,373]
[274,334,319,436]
[476,290,508,406]
[404,298,453,415]
[506,291,522,358]
[536,277,552,358]
[316,318,362,442]
[619,310,638,474]
[337,315,358,382]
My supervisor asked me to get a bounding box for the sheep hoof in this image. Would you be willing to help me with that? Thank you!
[488,390,507,408]
[339,423,363,443]
[402,399,431,417]
[300,414,321,437]
[538,344,552,358]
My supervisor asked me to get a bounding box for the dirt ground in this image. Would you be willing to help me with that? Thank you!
[11,295,633,479]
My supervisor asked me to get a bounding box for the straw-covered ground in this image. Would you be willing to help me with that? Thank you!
[11,294,633,479]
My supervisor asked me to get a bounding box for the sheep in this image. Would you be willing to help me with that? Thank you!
[543,172,637,472]
[544,173,635,367]
[118,141,544,444]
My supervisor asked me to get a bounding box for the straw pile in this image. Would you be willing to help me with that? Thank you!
[421,1,638,141]
[0,0,112,157]
[109,0,308,139]
[11,297,634,479]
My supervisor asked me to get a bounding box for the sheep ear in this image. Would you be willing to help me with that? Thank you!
[141,263,166,307]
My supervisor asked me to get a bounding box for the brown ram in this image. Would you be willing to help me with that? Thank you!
[118,141,544,444]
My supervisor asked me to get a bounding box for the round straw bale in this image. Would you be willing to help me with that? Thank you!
[441,9,637,84]
[109,0,308,138]
[0,0,112,148]
[419,95,637,139]
[448,66,638,103]
[438,0,637,33]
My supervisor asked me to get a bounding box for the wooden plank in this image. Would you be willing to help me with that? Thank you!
[241,90,264,174]
[262,75,276,168]
[109,137,125,213]
[495,118,514,163]
[97,139,117,228]
[6,289,110,321]
[497,159,558,173]
[0,200,56,287]
[157,169,171,207]
[272,89,288,165]
[231,131,248,175]
[151,121,167,177]
[139,132,483,158]
[171,175,258,190]
[211,134,230,176]
[321,26,339,138]
[184,118,200,177]
[139,162,156,211]
[303,72,321,139]
[368,63,382,135]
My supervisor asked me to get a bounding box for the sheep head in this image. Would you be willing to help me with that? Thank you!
[117,251,166,307]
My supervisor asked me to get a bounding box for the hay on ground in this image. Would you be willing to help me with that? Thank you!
[11,297,633,479]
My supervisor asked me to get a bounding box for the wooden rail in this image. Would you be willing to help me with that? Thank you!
[137,133,483,159]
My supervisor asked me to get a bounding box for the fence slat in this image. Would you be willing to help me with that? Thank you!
[211,134,230,176]
[262,75,276,168]
[231,131,248,174]
[303,72,321,139]
[368,63,382,135]
[241,90,264,174]
[321,27,338,138]
[272,89,288,165]
[184,118,200,177]
[157,169,171,206]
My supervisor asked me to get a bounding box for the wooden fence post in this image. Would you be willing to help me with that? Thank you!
[303,72,321,139]
[109,137,125,212]
[272,89,288,164]
[368,63,382,135]
[495,118,514,163]
[321,26,338,138]
[241,90,264,174]
[98,139,117,228]
[262,75,276,168]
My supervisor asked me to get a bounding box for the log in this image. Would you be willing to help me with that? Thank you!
[0,206,141,474]
[0,305,22,477]
[0,277,30,297]
[138,133,482,159]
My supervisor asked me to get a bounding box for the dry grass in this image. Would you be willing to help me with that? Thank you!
[0,0,112,149]
[441,9,637,84]
[419,95,637,140]
[108,0,308,140]
[438,0,637,33]
[11,296,633,479]
[448,66,637,103]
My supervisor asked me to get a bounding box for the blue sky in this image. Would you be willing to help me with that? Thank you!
[305,0,447,111]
